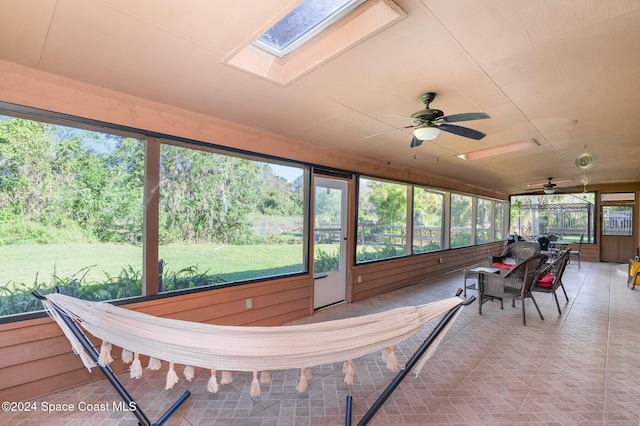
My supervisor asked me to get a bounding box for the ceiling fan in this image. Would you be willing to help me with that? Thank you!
[364,92,490,148]
[526,177,572,194]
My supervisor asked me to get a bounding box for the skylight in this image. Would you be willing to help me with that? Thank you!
[224,0,405,85]
[254,0,366,57]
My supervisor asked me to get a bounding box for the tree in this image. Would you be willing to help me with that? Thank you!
[159,145,261,244]
[368,181,406,225]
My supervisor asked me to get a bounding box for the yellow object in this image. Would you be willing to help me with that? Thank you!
[628,259,640,289]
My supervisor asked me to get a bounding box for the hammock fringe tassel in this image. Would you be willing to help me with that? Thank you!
[121,348,133,364]
[98,341,113,367]
[343,360,355,385]
[250,371,261,397]
[147,357,162,371]
[130,353,143,379]
[221,371,233,385]
[297,368,308,393]
[165,362,179,390]
[207,370,219,393]
[184,365,195,381]
[386,346,399,372]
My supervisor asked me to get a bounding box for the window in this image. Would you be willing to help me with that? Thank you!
[356,177,407,262]
[413,187,444,253]
[494,202,506,241]
[255,0,366,57]
[157,144,306,292]
[475,198,492,244]
[0,115,144,316]
[356,176,506,263]
[602,206,633,236]
[510,193,595,243]
[450,194,473,248]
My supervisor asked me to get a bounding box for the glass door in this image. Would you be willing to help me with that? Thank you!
[313,177,348,309]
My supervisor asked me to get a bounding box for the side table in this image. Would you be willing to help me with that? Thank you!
[463,266,502,297]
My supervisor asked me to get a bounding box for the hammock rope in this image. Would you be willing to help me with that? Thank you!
[41,293,464,395]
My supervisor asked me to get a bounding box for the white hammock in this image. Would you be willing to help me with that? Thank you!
[42,293,465,395]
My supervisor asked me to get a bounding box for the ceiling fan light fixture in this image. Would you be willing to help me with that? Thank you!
[413,125,440,140]
[544,188,555,194]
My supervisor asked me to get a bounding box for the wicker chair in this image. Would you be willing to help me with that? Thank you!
[532,249,570,314]
[490,241,540,268]
[478,254,548,325]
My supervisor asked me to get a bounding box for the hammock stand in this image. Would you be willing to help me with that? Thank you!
[34,287,474,426]
[346,290,475,425]
[33,288,190,426]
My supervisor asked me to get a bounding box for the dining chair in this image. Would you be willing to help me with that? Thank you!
[490,241,540,269]
[531,249,570,314]
[569,234,584,267]
[478,254,548,325]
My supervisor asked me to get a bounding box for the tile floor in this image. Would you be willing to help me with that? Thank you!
[5,260,640,425]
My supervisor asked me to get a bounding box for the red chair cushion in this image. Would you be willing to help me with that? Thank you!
[492,262,514,269]
[537,273,556,288]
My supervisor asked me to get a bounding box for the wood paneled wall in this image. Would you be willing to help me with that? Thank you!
[351,242,505,301]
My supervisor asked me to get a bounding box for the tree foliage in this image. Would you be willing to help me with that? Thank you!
[0,116,302,246]
[367,180,407,225]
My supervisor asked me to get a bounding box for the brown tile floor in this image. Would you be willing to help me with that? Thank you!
[6,260,640,425]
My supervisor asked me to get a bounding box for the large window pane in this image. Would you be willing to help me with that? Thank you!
[510,193,595,243]
[356,177,407,262]
[413,187,443,253]
[450,194,472,247]
[314,182,343,274]
[602,206,633,236]
[494,202,506,241]
[0,116,144,316]
[158,144,306,292]
[475,198,492,244]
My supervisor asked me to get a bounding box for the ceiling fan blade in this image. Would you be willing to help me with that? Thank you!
[438,123,486,140]
[438,112,490,123]
[527,178,573,188]
[363,125,415,139]
[410,136,423,148]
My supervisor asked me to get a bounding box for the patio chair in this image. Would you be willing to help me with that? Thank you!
[490,241,540,269]
[478,254,548,325]
[537,236,557,259]
[568,234,583,267]
[531,249,570,314]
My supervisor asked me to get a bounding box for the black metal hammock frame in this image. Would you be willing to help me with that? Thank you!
[34,288,474,426]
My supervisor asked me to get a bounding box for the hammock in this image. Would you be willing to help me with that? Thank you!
[41,293,465,396]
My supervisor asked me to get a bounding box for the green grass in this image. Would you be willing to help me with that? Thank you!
[158,243,304,282]
[0,242,305,290]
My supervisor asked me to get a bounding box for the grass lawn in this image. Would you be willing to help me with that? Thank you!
[1,242,305,289]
